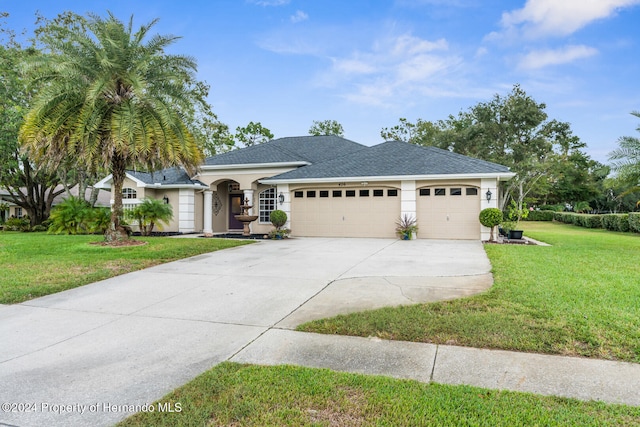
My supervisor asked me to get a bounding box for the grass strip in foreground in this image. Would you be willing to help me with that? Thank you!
[118,362,640,426]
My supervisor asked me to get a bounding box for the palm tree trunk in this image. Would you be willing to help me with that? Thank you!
[105,154,129,242]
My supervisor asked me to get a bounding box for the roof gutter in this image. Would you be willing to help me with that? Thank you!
[260,172,516,185]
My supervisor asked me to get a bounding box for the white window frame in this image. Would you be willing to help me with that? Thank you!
[122,188,137,199]
[259,188,276,224]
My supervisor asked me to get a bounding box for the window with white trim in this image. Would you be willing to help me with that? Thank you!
[259,188,277,223]
[15,207,23,218]
[122,188,137,199]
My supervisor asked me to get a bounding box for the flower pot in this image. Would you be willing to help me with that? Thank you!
[508,230,523,239]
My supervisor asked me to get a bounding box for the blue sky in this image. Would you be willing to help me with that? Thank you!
[2,0,640,163]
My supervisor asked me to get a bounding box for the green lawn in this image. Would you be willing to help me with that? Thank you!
[0,232,251,304]
[299,222,640,363]
[118,362,640,426]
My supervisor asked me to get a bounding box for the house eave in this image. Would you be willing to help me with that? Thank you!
[94,173,208,190]
[260,172,516,185]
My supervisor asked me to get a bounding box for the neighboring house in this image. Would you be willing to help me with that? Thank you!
[95,136,515,240]
[0,186,109,222]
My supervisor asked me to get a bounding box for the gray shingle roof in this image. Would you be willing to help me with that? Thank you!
[127,167,206,186]
[262,140,512,181]
[203,135,366,166]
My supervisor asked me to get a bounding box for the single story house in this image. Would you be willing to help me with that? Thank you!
[95,136,515,240]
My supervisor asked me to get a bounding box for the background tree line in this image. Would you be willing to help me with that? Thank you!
[380,85,637,214]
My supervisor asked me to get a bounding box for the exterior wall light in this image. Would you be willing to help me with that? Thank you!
[278,192,285,205]
[163,195,169,204]
[485,189,492,202]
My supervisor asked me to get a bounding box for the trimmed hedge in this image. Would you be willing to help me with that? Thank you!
[524,210,554,221]
[554,212,637,233]
[630,213,640,233]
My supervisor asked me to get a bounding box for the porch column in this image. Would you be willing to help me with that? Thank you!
[480,178,499,241]
[203,190,213,236]
[178,188,195,233]
[277,184,291,229]
[401,181,417,239]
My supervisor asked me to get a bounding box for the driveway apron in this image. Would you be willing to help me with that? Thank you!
[0,238,491,427]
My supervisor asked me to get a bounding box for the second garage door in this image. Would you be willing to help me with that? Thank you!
[417,186,480,240]
[291,187,400,238]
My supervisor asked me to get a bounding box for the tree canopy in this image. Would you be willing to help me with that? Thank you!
[235,121,274,147]
[609,112,640,188]
[309,120,344,137]
[381,85,606,211]
[19,12,207,241]
[0,21,67,226]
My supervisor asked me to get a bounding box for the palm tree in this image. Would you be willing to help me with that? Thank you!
[609,111,640,194]
[20,12,204,242]
[126,198,173,236]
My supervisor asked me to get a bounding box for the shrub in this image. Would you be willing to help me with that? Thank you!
[601,214,630,232]
[540,204,565,212]
[268,228,291,239]
[126,198,173,236]
[577,214,602,229]
[602,214,618,231]
[87,208,111,234]
[32,224,48,232]
[524,211,554,221]
[3,217,30,231]
[629,213,640,233]
[48,196,92,234]
[616,214,630,232]
[270,210,287,229]
[479,208,502,241]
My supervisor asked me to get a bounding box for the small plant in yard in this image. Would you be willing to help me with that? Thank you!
[269,209,290,239]
[479,208,502,241]
[126,198,173,236]
[395,214,418,239]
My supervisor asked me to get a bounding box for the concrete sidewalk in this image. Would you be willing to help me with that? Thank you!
[232,329,640,407]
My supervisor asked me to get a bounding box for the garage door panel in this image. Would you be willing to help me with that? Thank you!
[292,189,399,238]
[417,186,480,240]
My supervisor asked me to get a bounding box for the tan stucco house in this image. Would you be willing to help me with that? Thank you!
[95,136,515,240]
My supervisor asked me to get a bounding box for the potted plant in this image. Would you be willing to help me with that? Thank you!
[503,200,529,239]
[269,209,290,239]
[395,214,418,240]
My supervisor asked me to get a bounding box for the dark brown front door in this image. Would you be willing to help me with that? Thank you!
[229,194,244,230]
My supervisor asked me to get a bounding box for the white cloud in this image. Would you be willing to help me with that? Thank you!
[290,10,309,23]
[321,34,462,107]
[518,45,598,69]
[500,0,640,38]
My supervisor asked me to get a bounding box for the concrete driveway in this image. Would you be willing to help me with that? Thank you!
[0,238,491,427]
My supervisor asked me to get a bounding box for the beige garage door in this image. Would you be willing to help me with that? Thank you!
[417,186,480,240]
[291,188,400,238]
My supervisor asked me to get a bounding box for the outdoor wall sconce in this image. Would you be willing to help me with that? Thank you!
[278,192,285,205]
[485,189,492,202]
[163,195,169,204]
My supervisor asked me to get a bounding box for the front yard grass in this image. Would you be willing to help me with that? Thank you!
[299,222,640,363]
[118,362,640,426]
[0,232,251,304]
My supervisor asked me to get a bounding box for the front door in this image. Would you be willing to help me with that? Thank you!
[229,194,244,230]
